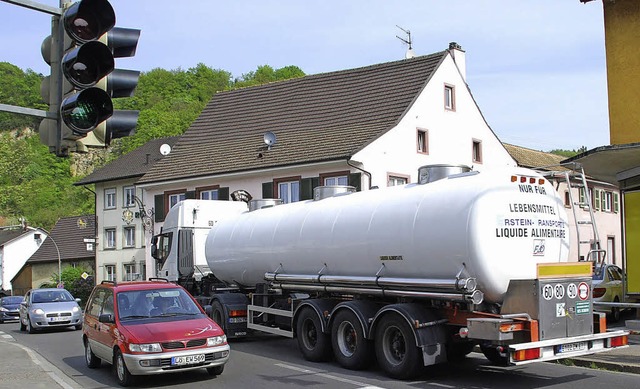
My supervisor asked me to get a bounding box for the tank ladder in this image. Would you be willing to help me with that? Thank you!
[542,163,604,263]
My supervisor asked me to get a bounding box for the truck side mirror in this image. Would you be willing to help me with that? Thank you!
[151,244,158,259]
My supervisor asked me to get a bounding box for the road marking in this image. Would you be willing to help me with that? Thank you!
[275,363,386,388]
[0,331,14,340]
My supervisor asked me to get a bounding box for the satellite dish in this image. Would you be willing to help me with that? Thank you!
[263,131,277,150]
[160,144,171,156]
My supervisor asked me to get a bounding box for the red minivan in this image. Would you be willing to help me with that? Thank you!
[83,279,229,386]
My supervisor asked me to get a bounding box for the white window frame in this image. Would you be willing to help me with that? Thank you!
[123,263,138,281]
[324,176,348,186]
[444,84,455,111]
[169,193,186,209]
[104,228,116,249]
[388,175,408,187]
[105,264,116,281]
[417,129,428,154]
[105,188,116,210]
[472,140,483,163]
[278,181,300,204]
[123,186,136,208]
[123,226,135,248]
[200,189,219,200]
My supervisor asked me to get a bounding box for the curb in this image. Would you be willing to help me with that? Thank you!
[560,357,640,375]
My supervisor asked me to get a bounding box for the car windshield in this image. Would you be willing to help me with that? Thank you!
[117,288,202,320]
[2,296,23,305]
[592,265,607,281]
[31,290,74,303]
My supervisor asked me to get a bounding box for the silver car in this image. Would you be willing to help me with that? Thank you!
[19,288,83,333]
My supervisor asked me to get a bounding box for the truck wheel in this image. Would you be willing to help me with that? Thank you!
[211,301,227,332]
[331,310,373,370]
[296,307,332,362]
[480,344,508,366]
[115,349,135,387]
[374,314,422,379]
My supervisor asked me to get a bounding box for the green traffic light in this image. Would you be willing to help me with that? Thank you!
[61,88,113,134]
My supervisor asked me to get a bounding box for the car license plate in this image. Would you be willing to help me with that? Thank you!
[171,354,205,366]
[49,317,66,322]
[556,341,588,353]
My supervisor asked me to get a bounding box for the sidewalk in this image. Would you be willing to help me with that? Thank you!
[0,331,80,389]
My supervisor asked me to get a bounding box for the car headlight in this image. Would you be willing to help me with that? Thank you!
[0,307,7,312]
[129,343,162,353]
[72,306,80,313]
[207,335,227,347]
[33,308,45,315]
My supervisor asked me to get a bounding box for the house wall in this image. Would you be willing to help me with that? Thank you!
[94,179,148,283]
[11,264,32,297]
[352,53,516,187]
[1,230,45,293]
[28,260,95,290]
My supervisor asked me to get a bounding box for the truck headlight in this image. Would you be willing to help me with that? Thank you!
[207,335,227,347]
[129,343,162,353]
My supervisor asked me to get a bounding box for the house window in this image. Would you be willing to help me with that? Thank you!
[602,191,613,212]
[105,265,116,282]
[417,129,428,154]
[123,226,135,248]
[388,175,408,187]
[472,140,483,163]
[169,192,186,209]
[123,263,138,281]
[200,189,219,200]
[324,176,348,186]
[123,187,136,208]
[104,228,116,249]
[444,84,455,111]
[105,188,116,209]
[564,191,571,208]
[613,192,619,213]
[278,181,300,204]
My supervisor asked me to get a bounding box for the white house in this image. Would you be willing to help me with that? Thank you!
[0,225,47,295]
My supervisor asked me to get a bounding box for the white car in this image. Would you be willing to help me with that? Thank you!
[592,263,624,322]
[19,288,83,333]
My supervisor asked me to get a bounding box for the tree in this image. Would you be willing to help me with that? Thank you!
[48,266,94,307]
[0,62,45,130]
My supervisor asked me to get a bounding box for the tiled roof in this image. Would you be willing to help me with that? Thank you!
[138,52,448,184]
[0,228,25,246]
[27,215,96,263]
[503,143,566,170]
[74,136,180,186]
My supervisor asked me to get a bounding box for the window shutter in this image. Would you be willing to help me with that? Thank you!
[219,187,230,201]
[185,190,196,199]
[300,177,320,200]
[614,192,619,213]
[349,173,362,191]
[594,189,600,211]
[154,194,165,222]
[262,182,274,198]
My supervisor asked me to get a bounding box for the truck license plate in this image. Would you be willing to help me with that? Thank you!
[556,341,587,354]
[171,354,205,366]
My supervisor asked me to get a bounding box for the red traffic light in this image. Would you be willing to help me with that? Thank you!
[62,41,115,88]
[63,0,116,43]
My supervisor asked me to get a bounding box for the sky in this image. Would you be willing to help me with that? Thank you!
[0,0,609,152]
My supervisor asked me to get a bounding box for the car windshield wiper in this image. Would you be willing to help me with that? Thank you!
[120,315,149,319]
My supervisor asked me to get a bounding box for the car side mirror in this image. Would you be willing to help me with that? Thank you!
[75,298,82,304]
[99,313,115,324]
[203,305,212,315]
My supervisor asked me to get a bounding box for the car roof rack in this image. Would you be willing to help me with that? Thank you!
[147,277,170,283]
[101,280,117,286]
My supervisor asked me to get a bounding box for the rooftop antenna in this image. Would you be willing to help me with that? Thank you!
[396,25,415,59]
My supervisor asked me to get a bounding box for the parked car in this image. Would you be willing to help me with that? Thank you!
[82,279,229,387]
[19,288,83,333]
[592,263,624,322]
[0,295,24,323]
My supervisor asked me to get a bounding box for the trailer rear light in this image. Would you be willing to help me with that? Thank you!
[592,287,606,298]
[607,335,628,348]
[513,348,540,362]
[510,176,545,185]
[228,309,247,317]
[520,176,527,183]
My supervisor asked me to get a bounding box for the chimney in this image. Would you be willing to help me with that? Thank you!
[448,42,466,81]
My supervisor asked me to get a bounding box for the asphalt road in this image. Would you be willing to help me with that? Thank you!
[1,321,638,388]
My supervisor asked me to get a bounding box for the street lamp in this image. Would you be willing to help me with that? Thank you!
[32,227,62,286]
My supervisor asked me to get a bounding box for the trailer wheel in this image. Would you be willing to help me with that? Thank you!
[296,307,332,362]
[480,344,508,366]
[211,301,227,332]
[331,310,374,370]
[374,314,422,379]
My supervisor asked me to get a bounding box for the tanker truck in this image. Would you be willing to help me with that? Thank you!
[151,165,629,379]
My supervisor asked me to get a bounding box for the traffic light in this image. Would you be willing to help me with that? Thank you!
[39,0,140,156]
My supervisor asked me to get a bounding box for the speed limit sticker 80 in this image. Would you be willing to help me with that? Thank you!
[542,282,589,300]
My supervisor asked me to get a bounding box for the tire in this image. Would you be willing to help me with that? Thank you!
[19,317,26,332]
[480,344,508,366]
[26,316,36,334]
[374,314,423,379]
[84,338,101,368]
[296,307,332,362]
[75,324,83,331]
[610,297,621,322]
[331,310,374,370]
[206,365,224,376]
[211,301,226,333]
[115,349,134,387]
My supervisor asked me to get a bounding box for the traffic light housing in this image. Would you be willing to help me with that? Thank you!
[39,0,140,156]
